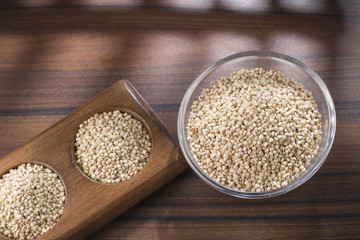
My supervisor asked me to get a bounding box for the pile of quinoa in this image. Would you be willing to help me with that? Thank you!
[75,110,152,184]
[0,163,65,240]
[187,68,322,192]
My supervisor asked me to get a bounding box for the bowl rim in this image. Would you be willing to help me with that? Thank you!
[177,50,336,199]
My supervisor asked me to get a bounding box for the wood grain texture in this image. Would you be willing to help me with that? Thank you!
[0,80,188,239]
[0,0,359,239]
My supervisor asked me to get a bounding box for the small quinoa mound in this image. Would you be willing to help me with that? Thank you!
[0,163,66,240]
[187,68,322,192]
[75,110,152,184]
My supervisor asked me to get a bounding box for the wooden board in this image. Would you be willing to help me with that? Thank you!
[0,80,188,240]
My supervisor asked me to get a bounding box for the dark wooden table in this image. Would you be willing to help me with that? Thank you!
[0,1,359,239]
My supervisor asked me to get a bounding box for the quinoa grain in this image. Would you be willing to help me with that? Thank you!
[187,68,322,192]
[75,110,152,184]
[0,163,65,239]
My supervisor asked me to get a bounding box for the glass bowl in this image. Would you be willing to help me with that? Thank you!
[177,51,336,199]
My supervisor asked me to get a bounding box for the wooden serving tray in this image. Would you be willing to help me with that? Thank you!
[0,80,188,240]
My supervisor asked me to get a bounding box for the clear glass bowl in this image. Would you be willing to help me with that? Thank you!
[177,51,336,199]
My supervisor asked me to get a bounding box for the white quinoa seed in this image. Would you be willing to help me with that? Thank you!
[75,110,152,184]
[187,68,322,192]
[0,163,66,240]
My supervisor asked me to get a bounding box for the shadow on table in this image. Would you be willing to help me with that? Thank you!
[0,0,344,90]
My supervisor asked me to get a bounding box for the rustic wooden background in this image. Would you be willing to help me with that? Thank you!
[0,0,359,239]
